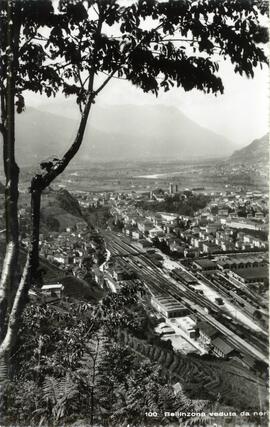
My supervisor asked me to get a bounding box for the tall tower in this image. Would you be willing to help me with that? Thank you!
[175,184,178,193]
[169,183,174,194]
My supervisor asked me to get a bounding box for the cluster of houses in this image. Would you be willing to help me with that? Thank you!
[106,189,269,293]
[74,190,146,209]
[109,189,268,258]
[21,220,102,280]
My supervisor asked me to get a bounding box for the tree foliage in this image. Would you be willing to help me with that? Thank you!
[0,284,210,426]
[137,192,211,216]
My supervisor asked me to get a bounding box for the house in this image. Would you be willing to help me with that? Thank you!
[137,220,153,234]
[202,242,221,254]
[218,208,229,216]
[123,225,134,236]
[148,227,165,239]
[191,237,202,248]
[159,212,179,224]
[159,324,175,335]
[226,219,263,231]
[197,321,219,346]
[184,248,200,258]
[206,223,220,234]
[53,253,73,265]
[132,230,143,240]
[163,223,176,234]
[41,283,64,300]
[169,241,185,255]
[220,241,235,252]
[175,316,196,338]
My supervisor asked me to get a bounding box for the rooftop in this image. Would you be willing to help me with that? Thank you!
[152,295,186,311]
[198,321,218,338]
[41,284,64,290]
[193,259,217,268]
[232,266,269,280]
[217,253,267,265]
[173,269,196,283]
[212,337,234,355]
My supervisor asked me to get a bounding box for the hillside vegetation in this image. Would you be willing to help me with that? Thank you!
[137,193,211,216]
[119,330,268,411]
[40,188,83,233]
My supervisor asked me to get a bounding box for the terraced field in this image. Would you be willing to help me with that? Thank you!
[119,330,268,411]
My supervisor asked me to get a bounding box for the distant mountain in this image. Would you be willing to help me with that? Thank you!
[14,103,235,166]
[230,134,269,164]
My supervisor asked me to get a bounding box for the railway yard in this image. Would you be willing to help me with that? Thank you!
[101,230,269,365]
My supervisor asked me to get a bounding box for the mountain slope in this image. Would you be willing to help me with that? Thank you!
[14,104,235,165]
[230,134,269,164]
[40,188,83,232]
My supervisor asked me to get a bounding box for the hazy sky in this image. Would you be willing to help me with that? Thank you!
[29,57,268,149]
[96,61,268,147]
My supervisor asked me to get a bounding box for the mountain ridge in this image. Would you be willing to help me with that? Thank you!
[230,133,269,164]
[13,103,236,166]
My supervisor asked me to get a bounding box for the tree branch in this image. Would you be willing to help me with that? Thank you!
[94,69,118,96]
[100,71,127,81]
[31,8,104,192]
[94,22,165,95]
[161,38,223,51]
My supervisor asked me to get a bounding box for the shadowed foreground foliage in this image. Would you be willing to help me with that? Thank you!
[0,284,211,426]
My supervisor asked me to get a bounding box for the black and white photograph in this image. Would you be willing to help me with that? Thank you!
[0,0,269,426]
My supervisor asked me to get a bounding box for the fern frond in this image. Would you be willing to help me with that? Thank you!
[42,376,59,405]
[0,361,8,381]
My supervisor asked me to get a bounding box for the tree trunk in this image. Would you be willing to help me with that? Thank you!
[0,0,21,349]
[29,188,41,282]
[0,254,30,379]
[0,85,20,340]
[0,242,17,342]
[0,78,20,339]
[3,162,20,303]
[28,14,104,280]
[29,93,95,280]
